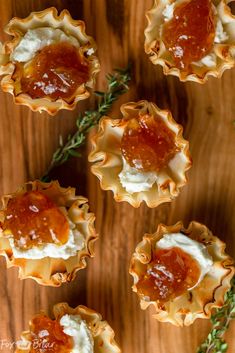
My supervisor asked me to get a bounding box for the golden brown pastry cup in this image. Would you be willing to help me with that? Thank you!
[129,221,234,326]
[15,302,121,353]
[145,0,235,83]
[89,100,192,208]
[0,180,98,286]
[0,7,100,115]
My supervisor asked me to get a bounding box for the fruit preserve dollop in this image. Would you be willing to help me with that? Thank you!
[136,247,201,302]
[121,114,178,172]
[18,41,90,100]
[3,191,69,249]
[28,314,73,353]
[162,0,215,69]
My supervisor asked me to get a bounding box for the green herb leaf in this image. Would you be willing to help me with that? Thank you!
[197,276,235,353]
[41,66,131,181]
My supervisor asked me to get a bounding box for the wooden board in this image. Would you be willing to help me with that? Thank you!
[0,0,234,352]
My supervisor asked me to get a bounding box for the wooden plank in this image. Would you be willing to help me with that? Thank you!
[0,0,234,352]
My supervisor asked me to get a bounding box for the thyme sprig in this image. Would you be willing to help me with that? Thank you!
[41,67,131,181]
[197,276,235,353]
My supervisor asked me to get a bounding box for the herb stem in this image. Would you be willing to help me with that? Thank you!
[41,66,131,182]
[197,276,235,353]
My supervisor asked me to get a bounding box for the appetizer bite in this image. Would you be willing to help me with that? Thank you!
[0,7,100,114]
[89,100,191,208]
[130,221,234,326]
[16,303,121,353]
[145,0,235,82]
[0,180,97,286]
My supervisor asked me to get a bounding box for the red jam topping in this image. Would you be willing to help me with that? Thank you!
[28,315,73,353]
[136,247,201,302]
[19,42,90,100]
[3,191,69,249]
[162,0,215,69]
[121,114,178,172]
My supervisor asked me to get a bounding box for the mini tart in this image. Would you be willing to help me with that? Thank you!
[88,100,192,208]
[0,7,100,115]
[0,180,97,286]
[129,221,235,326]
[15,302,121,353]
[145,0,235,83]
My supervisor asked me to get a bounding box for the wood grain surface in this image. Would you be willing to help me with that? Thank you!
[0,0,234,352]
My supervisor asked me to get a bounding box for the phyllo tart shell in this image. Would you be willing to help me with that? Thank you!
[15,302,121,353]
[129,221,234,326]
[0,7,100,115]
[88,100,192,208]
[145,0,235,83]
[0,180,98,286]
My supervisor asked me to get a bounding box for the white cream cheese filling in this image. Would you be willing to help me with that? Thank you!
[11,27,80,62]
[156,232,213,290]
[60,314,94,353]
[214,19,229,43]
[162,3,175,21]
[162,2,229,68]
[8,215,85,260]
[119,158,158,193]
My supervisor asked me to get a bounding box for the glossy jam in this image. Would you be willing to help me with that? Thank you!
[121,114,178,172]
[3,191,69,249]
[162,0,215,69]
[136,247,201,302]
[28,315,73,353]
[19,42,90,100]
